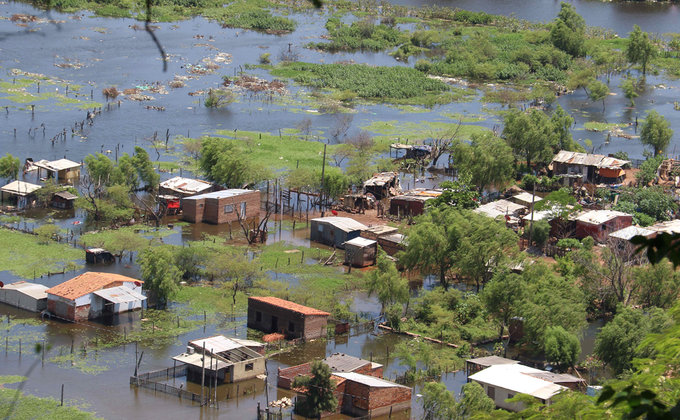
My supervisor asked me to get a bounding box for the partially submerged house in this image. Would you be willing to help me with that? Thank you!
[46,272,146,322]
[389,189,443,218]
[344,237,377,267]
[468,364,569,411]
[474,199,527,219]
[247,296,330,340]
[278,353,383,389]
[389,143,431,160]
[172,335,265,384]
[0,281,48,312]
[34,158,81,183]
[182,189,260,224]
[574,210,633,242]
[159,176,215,198]
[362,172,401,200]
[333,372,412,417]
[0,180,41,209]
[550,151,629,185]
[85,248,115,264]
[310,217,367,249]
[51,190,77,209]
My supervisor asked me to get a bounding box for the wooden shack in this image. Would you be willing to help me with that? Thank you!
[0,281,48,312]
[310,217,367,249]
[0,180,41,209]
[85,248,115,264]
[182,189,260,224]
[360,225,398,241]
[377,233,405,257]
[247,296,330,340]
[51,191,77,209]
[362,172,401,200]
[34,159,81,182]
[551,151,629,184]
[389,189,442,218]
[344,237,377,267]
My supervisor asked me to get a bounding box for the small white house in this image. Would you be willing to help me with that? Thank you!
[46,272,146,322]
[468,364,567,411]
[0,281,49,312]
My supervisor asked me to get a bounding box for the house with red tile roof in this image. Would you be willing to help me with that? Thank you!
[46,272,146,322]
[247,296,330,340]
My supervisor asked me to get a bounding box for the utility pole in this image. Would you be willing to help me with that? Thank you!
[320,143,327,217]
[527,182,536,247]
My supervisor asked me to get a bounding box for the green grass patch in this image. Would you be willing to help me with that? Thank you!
[0,376,26,386]
[583,122,628,132]
[361,119,489,149]
[0,387,100,419]
[0,228,83,279]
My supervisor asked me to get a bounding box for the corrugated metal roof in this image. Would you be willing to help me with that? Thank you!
[521,209,553,222]
[46,272,142,300]
[575,210,630,225]
[333,372,410,389]
[468,364,567,400]
[323,353,372,372]
[183,189,258,201]
[172,352,230,370]
[512,192,542,204]
[363,225,399,236]
[93,286,146,304]
[610,225,655,240]
[527,372,584,383]
[551,151,630,169]
[160,176,213,194]
[474,199,526,219]
[54,191,77,200]
[2,281,49,300]
[649,219,680,235]
[363,172,398,187]
[249,296,330,316]
[45,158,81,171]
[380,233,405,244]
[466,356,520,367]
[310,217,367,233]
[1,181,41,196]
[189,335,243,353]
[345,237,377,248]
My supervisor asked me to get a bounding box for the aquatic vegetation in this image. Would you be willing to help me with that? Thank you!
[0,228,83,279]
[0,386,101,419]
[360,119,489,150]
[307,17,407,52]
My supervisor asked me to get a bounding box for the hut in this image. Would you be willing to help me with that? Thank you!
[344,237,377,267]
[51,190,77,209]
[310,217,367,249]
[0,180,41,209]
[182,189,260,224]
[278,353,383,389]
[85,248,115,264]
[550,151,629,185]
[34,159,81,182]
[609,225,655,243]
[46,272,146,322]
[377,233,405,257]
[389,143,431,160]
[574,210,633,242]
[172,335,265,384]
[361,225,399,241]
[388,189,442,218]
[159,176,215,198]
[0,281,48,312]
[474,199,527,219]
[362,172,401,200]
[247,296,330,340]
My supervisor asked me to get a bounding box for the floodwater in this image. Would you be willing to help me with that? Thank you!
[0,0,677,418]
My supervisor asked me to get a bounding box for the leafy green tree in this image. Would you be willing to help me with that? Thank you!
[76,183,136,224]
[110,153,139,191]
[635,155,664,185]
[633,260,680,309]
[620,76,639,106]
[81,229,148,261]
[549,2,586,57]
[503,109,556,169]
[530,219,551,247]
[543,325,581,369]
[550,105,581,152]
[626,25,656,75]
[199,137,268,188]
[482,270,527,343]
[535,188,583,238]
[426,173,478,210]
[595,306,651,373]
[366,251,409,316]
[421,382,456,420]
[451,132,515,191]
[206,251,260,310]
[0,153,20,180]
[132,146,160,189]
[138,246,182,308]
[174,246,208,281]
[456,381,495,418]
[84,153,115,185]
[640,110,673,157]
[616,186,677,222]
[292,361,338,418]
[588,80,609,111]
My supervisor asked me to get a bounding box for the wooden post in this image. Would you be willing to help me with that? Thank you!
[201,343,206,405]
[320,144,327,217]
[60,384,64,406]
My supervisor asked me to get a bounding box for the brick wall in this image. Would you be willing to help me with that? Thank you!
[303,315,329,340]
[277,363,312,389]
[205,191,260,224]
[182,198,205,223]
[247,299,328,340]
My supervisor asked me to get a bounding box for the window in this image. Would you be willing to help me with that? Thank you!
[199,203,204,208]
[288,321,295,332]
[240,202,246,218]
[507,393,514,400]
[245,363,253,371]
[487,386,495,399]
[255,311,262,322]
[224,204,233,214]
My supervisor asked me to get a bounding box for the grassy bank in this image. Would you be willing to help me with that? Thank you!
[0,228,83,279]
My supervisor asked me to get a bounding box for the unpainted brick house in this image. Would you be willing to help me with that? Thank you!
[247,296,330,340]
[182,189,260,224]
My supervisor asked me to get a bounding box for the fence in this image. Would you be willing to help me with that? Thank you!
[130,365,206,404]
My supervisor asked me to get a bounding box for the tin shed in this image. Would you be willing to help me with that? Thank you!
[344,237,377,267]
[310,217,367,249]
[0,281,48,312]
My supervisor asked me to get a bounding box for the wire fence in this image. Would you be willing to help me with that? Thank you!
[130,365,206,404]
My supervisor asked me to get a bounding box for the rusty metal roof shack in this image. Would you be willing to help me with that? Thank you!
[159,176,215,197]
[362,172,401,200]
[551,151,630,184]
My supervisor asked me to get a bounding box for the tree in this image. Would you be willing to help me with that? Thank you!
[616,186,677,222]
[482,270,527,345]
[588,80,609,111]
[549,2,586,57]
[640,110,673,157]
[633,259,680,309]
[450,132,515,192]
[206,251,260,310]
[0,154,20,180]
[132,146,160,189]
[502,109,556,170]
[620,76,639,106]
[543,325,581,369]
[138,246,182,308]
[84,153,115,185]
[199,137,268,187]
[110,153,139,191]
[426,173,478,210]
[81,228,148,261]
[595,306,650,373]
[292,361,338,418]
[535,188,583,238]
[530,219,551,247]
[366,251,409,317]
[204,88,235,108]
[549,105,580,152]
[456,382,495,418]
[421,382,456,420]
[635,155,663,185]
[626,25,656,75]
[174,246,208,282]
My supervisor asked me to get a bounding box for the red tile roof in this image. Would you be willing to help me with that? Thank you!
[46,272,142,300]
[249,296,330,316]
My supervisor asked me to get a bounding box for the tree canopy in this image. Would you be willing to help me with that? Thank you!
[640,110,673,157]
[366,250,409,317]
[0,154,20,180]
[626,25,656,75]
[549,2,586,57]
[292,361,338,418]
[199,137,269,188]
[451,132,515,192]
[138,246,182,308]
